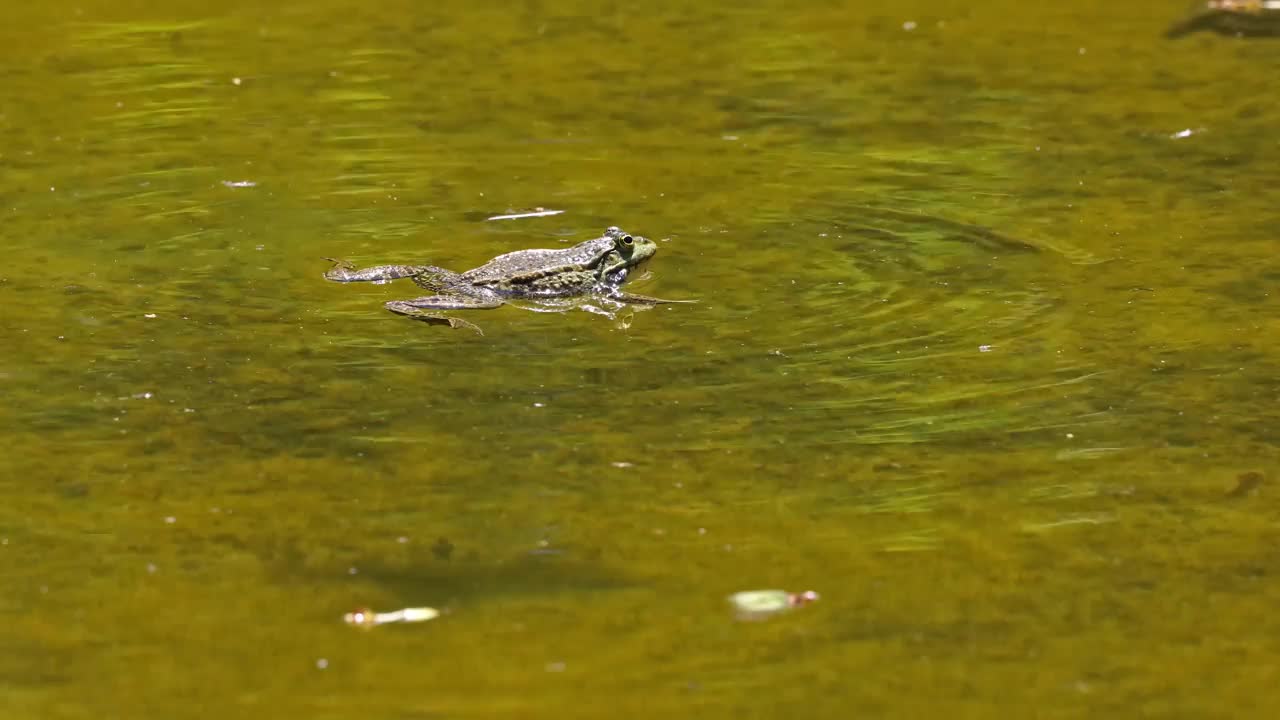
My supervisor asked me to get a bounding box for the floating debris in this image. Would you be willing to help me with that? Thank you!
[343,606,440,629]
[728,589,819,621]
[1165,1,1280,38]
[1021,514,1117,533]
[486,208,564,221]
[221,180,257,188]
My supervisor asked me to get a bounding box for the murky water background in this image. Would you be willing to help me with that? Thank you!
[2,1,1278,717]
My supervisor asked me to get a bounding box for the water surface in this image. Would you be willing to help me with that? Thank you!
[2,1,1278,717]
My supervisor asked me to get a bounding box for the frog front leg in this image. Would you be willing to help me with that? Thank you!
[384,290,504,335]
[323,259,432,284]
[605,290,697,305]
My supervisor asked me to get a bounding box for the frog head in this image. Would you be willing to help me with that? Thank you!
[598,226,657,285]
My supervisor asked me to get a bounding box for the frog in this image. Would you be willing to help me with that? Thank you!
[1165,0,1280,37]
[323,226,692,334]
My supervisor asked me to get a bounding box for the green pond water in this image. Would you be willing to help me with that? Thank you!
[2,0,1278,717]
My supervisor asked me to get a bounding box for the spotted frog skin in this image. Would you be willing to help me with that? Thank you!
[1165,0,1280,37]
[324,226,691,334]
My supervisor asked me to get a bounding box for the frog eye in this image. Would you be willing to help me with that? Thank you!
[621,235,634,246]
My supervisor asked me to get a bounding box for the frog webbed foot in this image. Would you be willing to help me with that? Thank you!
[385,306,485,335]
[384,292,503,335]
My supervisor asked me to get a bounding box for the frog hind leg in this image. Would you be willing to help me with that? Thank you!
[1164,11,1221,38]
[323,259,433,283]
[385,290,504,335]
[410,267,468,293]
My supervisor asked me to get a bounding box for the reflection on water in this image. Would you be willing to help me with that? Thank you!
[2,1,1279,718]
